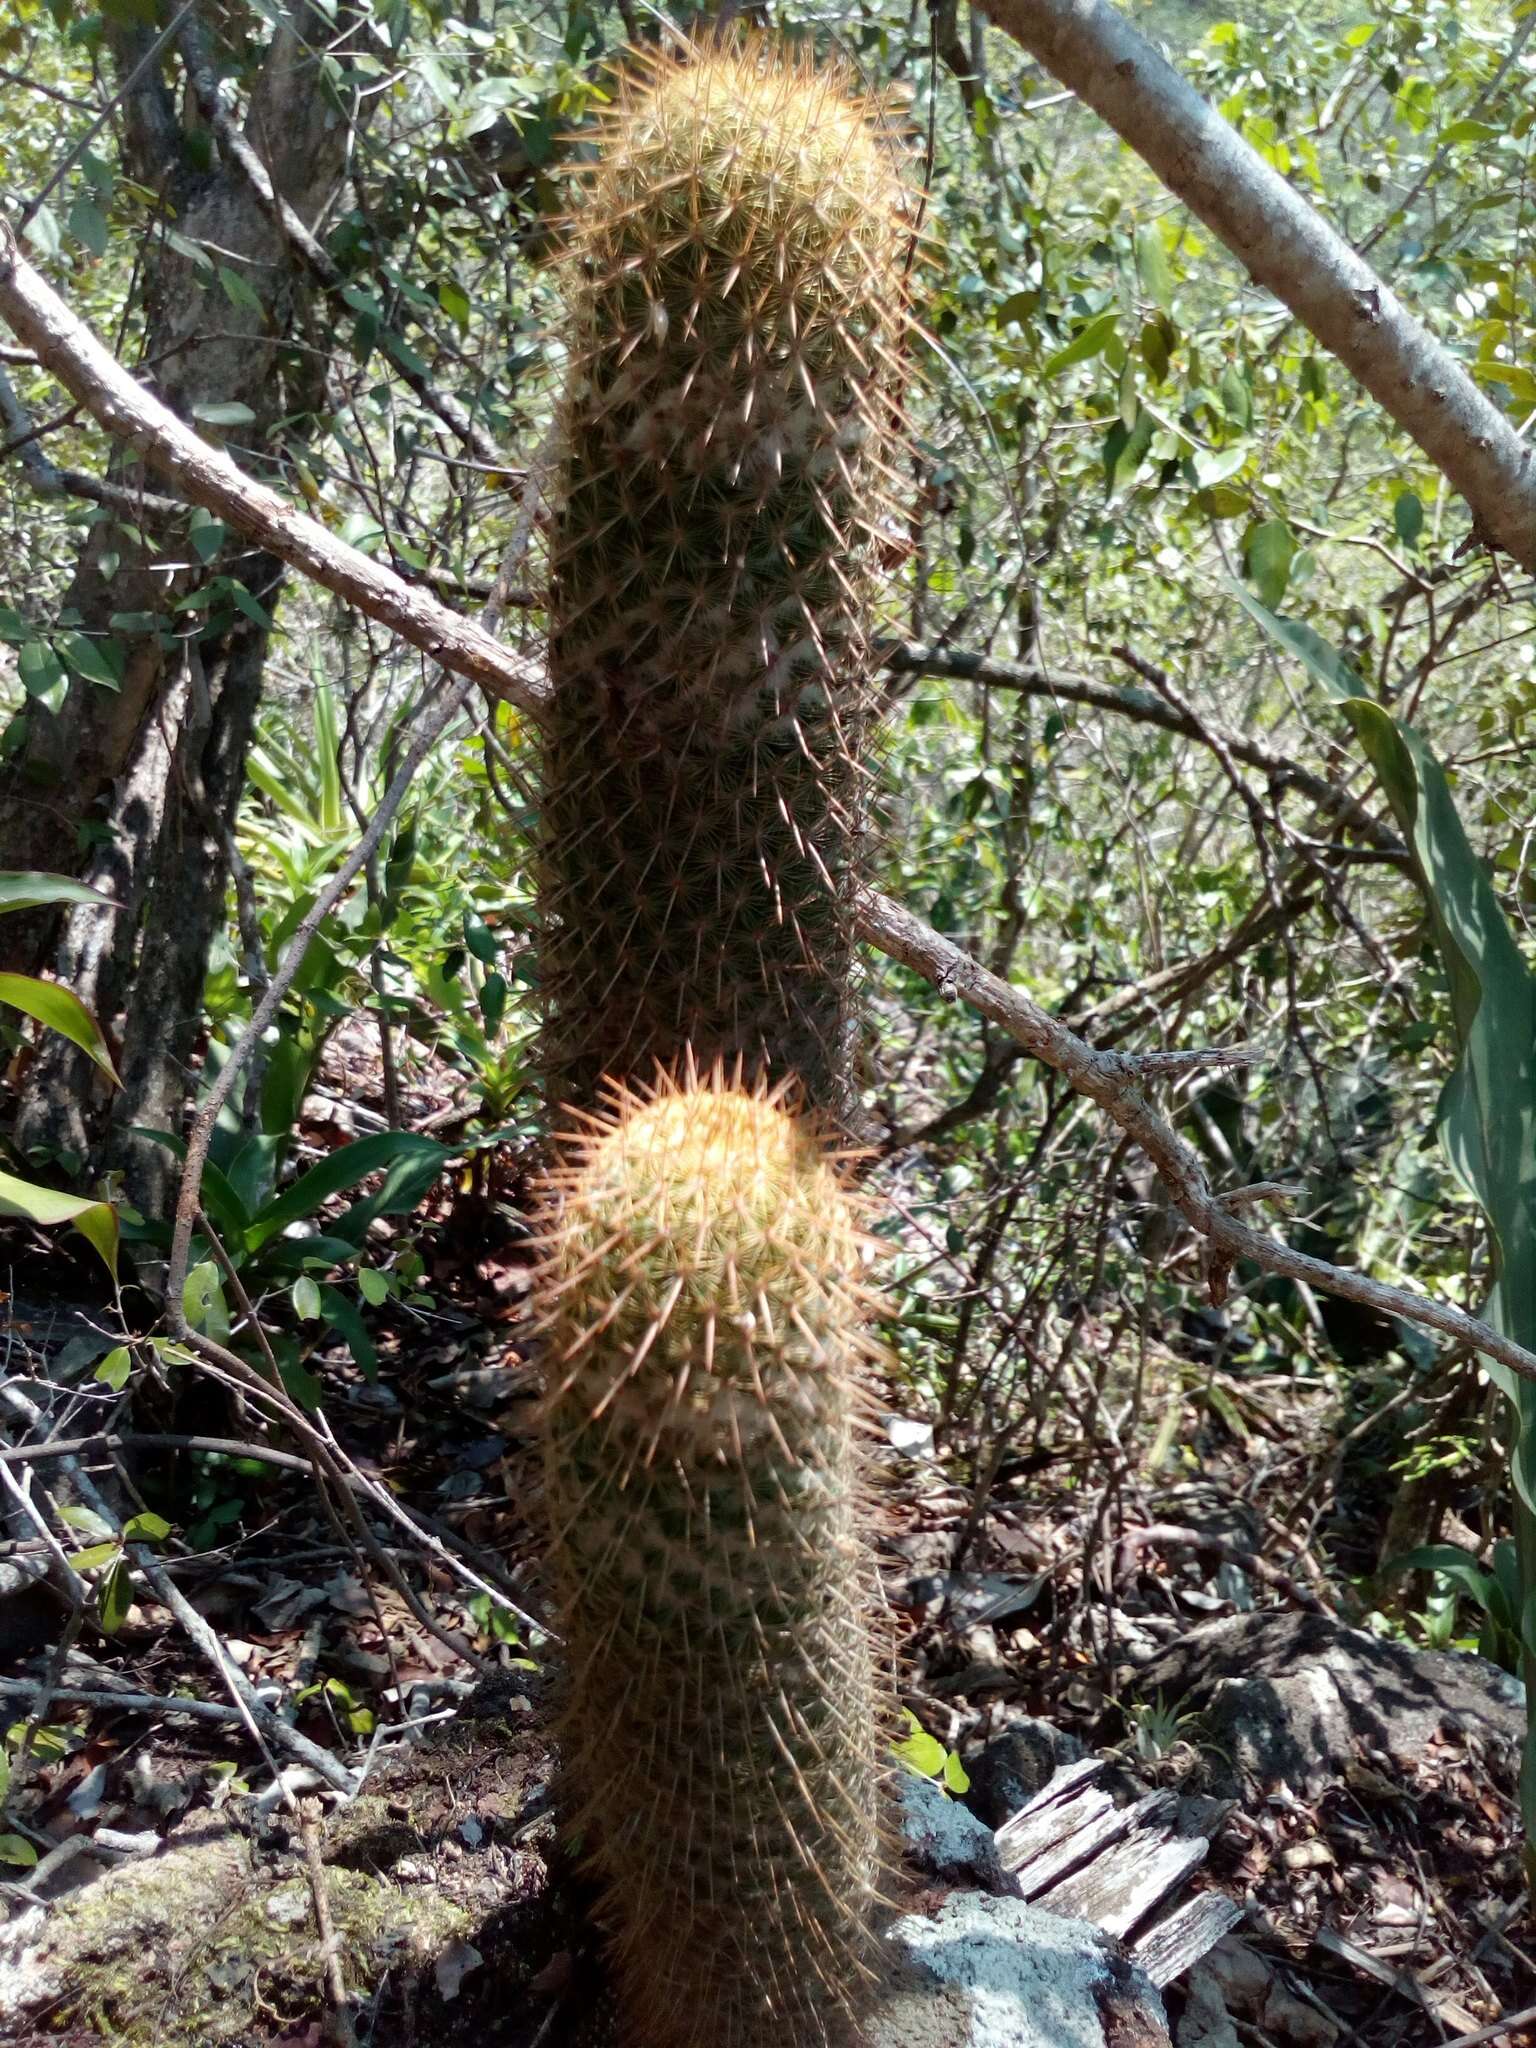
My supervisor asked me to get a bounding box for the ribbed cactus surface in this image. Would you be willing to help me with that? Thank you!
[540,1075,888,2047]
[539,38,912,1115]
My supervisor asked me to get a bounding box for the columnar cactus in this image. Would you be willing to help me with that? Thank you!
[539,36,913,1115]
[540,1073,889,2047]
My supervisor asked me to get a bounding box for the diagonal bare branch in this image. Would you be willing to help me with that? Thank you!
[976,0,1536,573]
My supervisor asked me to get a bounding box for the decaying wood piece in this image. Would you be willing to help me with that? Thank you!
[994,1760,1241,1983]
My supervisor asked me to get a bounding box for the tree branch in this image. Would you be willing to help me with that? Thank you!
[883,638,1401,853]
[976,0,1536,574]
[6,222,1533,1385]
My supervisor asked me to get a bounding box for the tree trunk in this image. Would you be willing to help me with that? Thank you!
[0,3,361,1196]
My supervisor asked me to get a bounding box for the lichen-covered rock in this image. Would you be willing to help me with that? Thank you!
[899,1772,1016,1895]
[868,1896,1170,2048]
[0,1818,470,2047]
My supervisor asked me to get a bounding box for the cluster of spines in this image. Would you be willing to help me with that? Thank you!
[538,1070,892,2048]
[538,33,916,1117]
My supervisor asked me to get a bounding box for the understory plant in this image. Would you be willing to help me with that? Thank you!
[538,34,914,1116]
[1241,590,1536,1888]
[540,1073,888,2048]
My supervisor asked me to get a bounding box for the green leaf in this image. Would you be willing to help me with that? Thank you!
[1393,489,1424,549]
[245,1132,449,1250]
[57,633,123,691]
[892,1708,948,1779]
[1192,445,1247,489]
[1228,583,1365,700]
[1244,520,1296,610]
[123,1512,171,1544]
[479,970,508,1035]
[292,1274,323,1321]
[67,197,108,257]
[438,278,471,332]
[0,972,120,1082]
[182,1259,230,1340]
[217,263,263,312]
[0,1836,38,1870]
[0,871,122,916]
[1133,223,1173,312]
[188,509,227,565]
[319,1284,379,1377]
[18,640,66,708]
[1042,311,1118,377]
[99,1557,132,1635]
[192,402,256,429]
[942,1748,971,1796]
[66,1541,121,1572]
[0,1169,118,1276]
[357,1267,390,1306]
[95,1346,132,1392]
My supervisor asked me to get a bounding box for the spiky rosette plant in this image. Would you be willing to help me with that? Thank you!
[539,36,914,1116]
[540,1071,890,2048]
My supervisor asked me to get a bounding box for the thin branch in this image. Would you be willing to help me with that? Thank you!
[884,638,1401,852]
[976,0,1536,573]
[860,888,1536,1387]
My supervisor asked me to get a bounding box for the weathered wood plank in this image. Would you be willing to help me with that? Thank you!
[1014,1789,1176,1902]
[1040,1828,1210,1938]
[1130,1890,1245,1987]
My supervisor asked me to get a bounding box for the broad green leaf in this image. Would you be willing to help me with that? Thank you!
[183,1259,231,1341]
[192,401,256,429]
[358,1267,390,1306]
[67,197,108,257]
[292,1275,323,1321]
[1042,311,1118,377]
[99,1558,132,1635]
[67,1541,121,1572]
[893,1719,948,1779]
[246,1132,449,1250]
[123,1512,171,1544]
[1393,490,1424,549]
[0,972,120,1082]
[319,1284,379,1378]
[1228,583,1365,700]
[1192,445,1248,489]
[942,1749,972,1795]
[0,1169,118,1276]
[1244,520,1295,609]
[0,1836,38,1869]
[0,872,122,916]
[95,1347,132,1392]
[1133,223,1173,312]
[57,633,123,691]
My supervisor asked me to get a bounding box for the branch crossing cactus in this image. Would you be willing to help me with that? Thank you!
[539,1071,890,2046]
[539,36,914,1115]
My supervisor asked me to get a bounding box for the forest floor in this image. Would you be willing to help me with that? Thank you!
[1,1029,1533,2046]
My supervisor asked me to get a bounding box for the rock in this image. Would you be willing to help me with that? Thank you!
[1194,1938,1339,2046]
[965,1715,1087,1828]
[900,1772,1016,1894]
[869,1894,1169,2047]
[1128,1611,1523,1798]
[1175,1965,1241,2048]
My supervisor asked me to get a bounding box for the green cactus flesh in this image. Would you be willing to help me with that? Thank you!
[541,1077,889,2047]
[539,37,913,1114]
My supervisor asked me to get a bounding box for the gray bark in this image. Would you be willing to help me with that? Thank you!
[0,2,362,1185]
